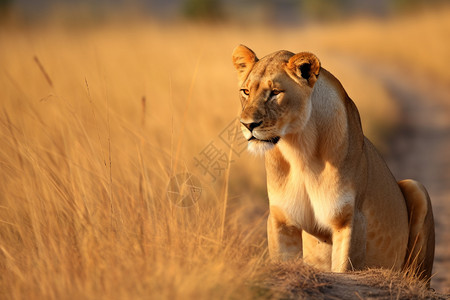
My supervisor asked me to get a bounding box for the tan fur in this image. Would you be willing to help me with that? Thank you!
[398,180,435,281]
[231,45,435,283]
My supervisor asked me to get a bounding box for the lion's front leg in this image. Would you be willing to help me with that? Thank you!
[267,209,302,261]
[331,210,367,272]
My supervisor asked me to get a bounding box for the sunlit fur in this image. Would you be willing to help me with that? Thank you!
[232,45,435,285]
[247,139,276,155]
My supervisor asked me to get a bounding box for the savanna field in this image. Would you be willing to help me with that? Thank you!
[1,7,450,299]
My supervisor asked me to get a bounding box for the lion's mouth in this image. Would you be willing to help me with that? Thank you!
[248,136,280,144]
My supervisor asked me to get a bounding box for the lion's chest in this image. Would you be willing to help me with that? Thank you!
[267,162,355,236]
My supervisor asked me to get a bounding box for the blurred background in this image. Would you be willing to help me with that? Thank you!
[1,0,449,24]
[1,0,449,298]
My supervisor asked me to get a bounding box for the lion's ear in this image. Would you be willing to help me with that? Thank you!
[232,45,258,84]
[287,52,321,87]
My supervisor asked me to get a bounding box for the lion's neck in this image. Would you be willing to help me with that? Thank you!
[273,69,356,170]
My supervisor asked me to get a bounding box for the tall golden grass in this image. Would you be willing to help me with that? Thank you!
[1,8,449,299]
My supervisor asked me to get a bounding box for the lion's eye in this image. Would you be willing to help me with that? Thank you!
[270,89,282,97]
[241,89,250,96]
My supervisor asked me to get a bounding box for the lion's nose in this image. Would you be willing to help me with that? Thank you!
[240,120,263,132]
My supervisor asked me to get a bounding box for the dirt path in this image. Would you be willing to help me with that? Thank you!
[344,57,450,293]
[264,263,448,299]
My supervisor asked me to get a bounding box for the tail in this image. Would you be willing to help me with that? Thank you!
[398,179,435,286]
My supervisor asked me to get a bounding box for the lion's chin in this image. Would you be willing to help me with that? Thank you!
[247,138,279,156]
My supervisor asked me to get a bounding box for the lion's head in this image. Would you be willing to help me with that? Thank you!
[232,45,321,154]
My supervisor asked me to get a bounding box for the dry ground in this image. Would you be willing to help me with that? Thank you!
[1,8,449,299]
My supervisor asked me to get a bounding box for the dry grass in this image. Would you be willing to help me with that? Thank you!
[0,8,449,299]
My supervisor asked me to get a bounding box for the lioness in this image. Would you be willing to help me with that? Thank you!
[232,45,435,283]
